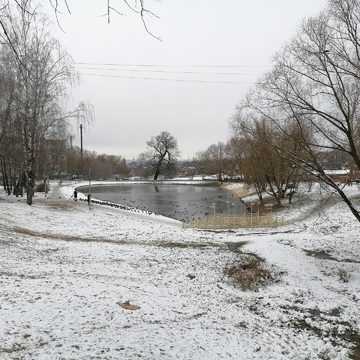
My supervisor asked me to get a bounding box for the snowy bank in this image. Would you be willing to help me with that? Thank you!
[0,181,359,359]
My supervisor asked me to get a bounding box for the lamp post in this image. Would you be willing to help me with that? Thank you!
[80,123,83,158]
[250,203,254,226]
[228,201,234,228]
[80,123,83,177]
[231,202,235,228]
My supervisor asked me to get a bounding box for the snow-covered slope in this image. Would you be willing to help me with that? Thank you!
[0,181,359,359]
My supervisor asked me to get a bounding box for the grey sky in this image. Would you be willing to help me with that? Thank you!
[47,0,327,160]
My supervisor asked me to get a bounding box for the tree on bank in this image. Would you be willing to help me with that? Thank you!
[195,142,230,181]
[141,131,180,180]
[232,0,360,221]
[230,116,302,206]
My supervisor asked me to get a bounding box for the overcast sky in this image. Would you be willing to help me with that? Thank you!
[45,0,328,160]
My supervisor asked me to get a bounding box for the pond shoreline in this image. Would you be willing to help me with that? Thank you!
[76,181,246,222]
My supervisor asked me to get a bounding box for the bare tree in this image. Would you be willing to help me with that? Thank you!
[0,0,77,205]
[194,142,229,181]
[142,131,180,181]
[231,115,300,206]
[234,0,360,221]
[206,142,228,181]
[0,0,160,40]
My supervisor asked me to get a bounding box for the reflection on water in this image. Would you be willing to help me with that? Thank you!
[79,183,246,222]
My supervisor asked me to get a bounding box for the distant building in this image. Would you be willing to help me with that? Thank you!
[324,169,350,183]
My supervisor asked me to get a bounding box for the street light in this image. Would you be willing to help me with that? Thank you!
[88,167,91,209]
[79,123,83,177]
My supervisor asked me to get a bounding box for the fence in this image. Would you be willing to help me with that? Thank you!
[184,213,286,230]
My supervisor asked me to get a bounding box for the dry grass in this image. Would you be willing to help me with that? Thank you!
[186,214,287,229]
[225,255,275,291]
[45,201,75,210]
[338,269,351,283]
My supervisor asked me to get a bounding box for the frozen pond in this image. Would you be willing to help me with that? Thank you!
[79,183,246,222]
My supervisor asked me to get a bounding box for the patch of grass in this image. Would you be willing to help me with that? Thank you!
[225,255,276,291]
[0,343,26,353]
[338,269,350,283]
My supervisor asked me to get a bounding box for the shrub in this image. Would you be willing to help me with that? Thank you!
[35,182,49,193]
[338,269,350,283]
[225,255,275,291]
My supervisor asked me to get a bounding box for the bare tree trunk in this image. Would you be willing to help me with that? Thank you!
[153,154,165,180]
[254,183,264,205]
[26,170,35,205]
[288,189,296,204]
[330,182,360,222]
[1,159,11,195]
[266,176,282,206]
[154,167,160,181]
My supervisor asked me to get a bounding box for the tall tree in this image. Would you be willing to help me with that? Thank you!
[0,0,77,205]
[142,131,180,180]
[234,0,360,221]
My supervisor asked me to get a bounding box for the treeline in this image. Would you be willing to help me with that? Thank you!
[0,1,84,204]
[2,137,130,194]
[66,148,130,180]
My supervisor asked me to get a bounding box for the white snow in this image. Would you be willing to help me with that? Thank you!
[0,180,359,359]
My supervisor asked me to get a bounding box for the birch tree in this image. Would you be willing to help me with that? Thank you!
[0,0,76,205]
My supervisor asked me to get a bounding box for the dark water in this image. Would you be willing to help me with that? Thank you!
[79,183,246,222]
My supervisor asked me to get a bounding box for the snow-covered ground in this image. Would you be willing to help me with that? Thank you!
[0,181,359,359]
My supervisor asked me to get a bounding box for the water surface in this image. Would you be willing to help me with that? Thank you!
[79,183,246,222]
